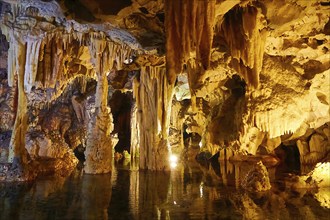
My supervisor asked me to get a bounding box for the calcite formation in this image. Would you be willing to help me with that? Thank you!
[220,5,267,88]
[134,65,173,170]
[241,161,271,192]
[165,0,215,84]
[0,0,329,181]
[0,0,139,178]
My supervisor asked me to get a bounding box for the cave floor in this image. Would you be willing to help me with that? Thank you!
[0,159,329,220]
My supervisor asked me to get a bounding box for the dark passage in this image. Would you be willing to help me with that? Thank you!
[275,144,301,175]
[109,91,133,153]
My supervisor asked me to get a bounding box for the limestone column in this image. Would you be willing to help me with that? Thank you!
[8,34,29,170]
[134,66,174,170]
[84,38,114,174]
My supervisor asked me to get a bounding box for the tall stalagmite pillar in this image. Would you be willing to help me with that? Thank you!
[8,34,29,170]
[134,66,174,170]
[84,37,114,174]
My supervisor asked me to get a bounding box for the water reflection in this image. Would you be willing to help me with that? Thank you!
[0,160,329,220]
[0,169,112,220]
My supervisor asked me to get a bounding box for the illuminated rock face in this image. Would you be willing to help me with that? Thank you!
[0,0,329,179]
[133,66,173,170]
[0,1,137,178]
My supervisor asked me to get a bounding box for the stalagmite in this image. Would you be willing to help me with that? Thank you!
[134,66,174,170]
[84,35,114,174]
[83,32,133,173]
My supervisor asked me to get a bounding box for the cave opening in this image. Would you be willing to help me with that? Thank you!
[109,90,133,154]
[275,144,301,175]
[224,74,246,97]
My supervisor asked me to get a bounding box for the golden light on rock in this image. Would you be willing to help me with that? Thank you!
[0,0,329,218]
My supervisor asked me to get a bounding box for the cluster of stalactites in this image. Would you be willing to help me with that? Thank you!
[6,32,88,93]
[88,32,133,75]
[6,31,134,96]
[221,5,267,88]
[165,0,216,84]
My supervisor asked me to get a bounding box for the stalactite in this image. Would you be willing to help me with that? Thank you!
[24,37,42,93]
[221,5,267,88]
[165,0,216,84]
[43,37,52,88]
[29,29,134,101]
[186,60,204,111]
[35,40,45,88]
[49,35,58,89]
[7,31,16,88]
[74,32,84,46]
[0,1,143,179]
[49,37,61,88]
[134,66,174,170]
[54,38,64,89]
[254,110,305,138]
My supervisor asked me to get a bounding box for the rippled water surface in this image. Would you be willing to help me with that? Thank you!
[0,160,329,220]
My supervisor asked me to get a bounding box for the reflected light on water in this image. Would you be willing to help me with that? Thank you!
[200,182,204,198]
[169,154,178,169]
[0,161,329,219]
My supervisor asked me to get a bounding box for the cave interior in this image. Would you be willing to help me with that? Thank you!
[0,0,329,218]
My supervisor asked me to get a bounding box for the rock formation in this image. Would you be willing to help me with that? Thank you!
[241,161,271,192]
[0,0,328,181]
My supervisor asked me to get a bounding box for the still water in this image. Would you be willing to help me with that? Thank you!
[0,159,329,220]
